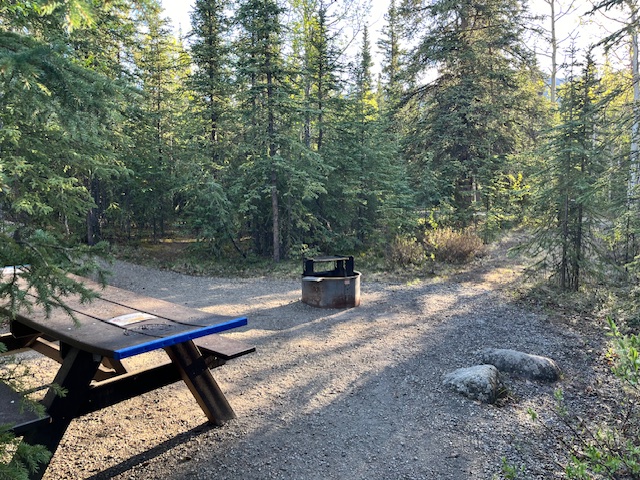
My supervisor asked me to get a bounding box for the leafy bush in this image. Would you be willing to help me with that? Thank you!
[385,235,428,269]
[424,227,485,264]
[527,318,640,479]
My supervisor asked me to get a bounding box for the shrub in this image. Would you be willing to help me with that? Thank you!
[526,319,640,479]
[385,235,428,269]
[425,227,485,264]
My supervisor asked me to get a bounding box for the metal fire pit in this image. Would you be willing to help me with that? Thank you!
[301,256,361,308]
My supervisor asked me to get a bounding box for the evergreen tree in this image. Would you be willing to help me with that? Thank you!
[66,0,142,245]
[127,1,188,241]
[292,0,343,154]
[590,0,640,265]
[0,2,123,472]
[189,0,231,165]
[0,2,120,310]
[233,0,289,261]
[377,0,406,109]
[233,0,325,261]
[318,27,412,252]
[402,0,538,225]
[528,53,607,291]
[183,0,237,253]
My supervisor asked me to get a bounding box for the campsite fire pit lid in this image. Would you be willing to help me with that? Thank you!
[302,255,355,277]
[301,255,360,308]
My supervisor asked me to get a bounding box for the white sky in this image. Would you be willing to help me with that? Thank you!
[160,0,388,34]
[159,0,388,54]
[159,0,627,74]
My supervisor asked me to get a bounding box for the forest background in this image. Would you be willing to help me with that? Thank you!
[4,0,638,274]
[4,0,640,478]
[2,0,640,311]
[3,0,640,321]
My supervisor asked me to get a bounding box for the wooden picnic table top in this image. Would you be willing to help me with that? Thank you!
[5,275,247,360]
[0,270,254,479]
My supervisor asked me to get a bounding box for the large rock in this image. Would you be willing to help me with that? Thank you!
[479,348,561,382]
[443,364,502,404]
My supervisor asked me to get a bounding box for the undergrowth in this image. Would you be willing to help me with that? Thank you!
[112,228,487,281]
[515,273,640,478]
[384,227,486,273]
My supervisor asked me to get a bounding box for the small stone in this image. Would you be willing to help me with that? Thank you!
[443,365,502,404]
[479,348,561,382]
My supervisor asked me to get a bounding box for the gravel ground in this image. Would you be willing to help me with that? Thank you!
[19,238,613,479]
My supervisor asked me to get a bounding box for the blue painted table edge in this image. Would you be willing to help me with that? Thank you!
[112,316,248,359]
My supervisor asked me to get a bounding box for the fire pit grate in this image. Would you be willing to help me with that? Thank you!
[301,256,361,308]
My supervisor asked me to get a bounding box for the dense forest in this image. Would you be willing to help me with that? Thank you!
[4,0,640,477]
[1,0,640,288]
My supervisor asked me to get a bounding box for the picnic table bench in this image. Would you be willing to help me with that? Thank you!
[0,272,255,480]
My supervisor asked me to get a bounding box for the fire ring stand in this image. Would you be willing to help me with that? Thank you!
[301,256,361,308]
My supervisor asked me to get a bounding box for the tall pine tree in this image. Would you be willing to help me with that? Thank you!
[528,54,607,290]
[402,0,537,225]
[234,0,291,261]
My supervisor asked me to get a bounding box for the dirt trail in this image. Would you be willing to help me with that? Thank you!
[32,238,603,479]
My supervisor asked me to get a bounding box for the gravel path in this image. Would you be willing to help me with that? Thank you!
[30,239,606,479]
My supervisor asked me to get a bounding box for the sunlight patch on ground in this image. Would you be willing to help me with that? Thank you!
[199,289,301,316]
[219,305,440,420]
[479,266,523,286]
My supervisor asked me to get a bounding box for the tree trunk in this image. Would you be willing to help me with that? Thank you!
[630,6,640,198]
[267,53,280,262]
[550,0,557,104]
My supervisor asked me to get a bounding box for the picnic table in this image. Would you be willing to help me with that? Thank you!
[0,272,254,480]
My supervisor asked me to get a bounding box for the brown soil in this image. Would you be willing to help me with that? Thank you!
[14,235,617,479]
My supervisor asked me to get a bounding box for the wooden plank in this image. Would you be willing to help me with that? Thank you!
[0,382,50,437]
[10,307,163,358]
[22,347,102,480]
[77,353,226,416]
[78,362,182,415]
[193,334,256,360]
[0,332,36,354]
[29,337,63,363]
[7,300,247,359]
[70,275,242,328]
[2,274,250,359]
[111,317,247,359]
[165,341,235,426]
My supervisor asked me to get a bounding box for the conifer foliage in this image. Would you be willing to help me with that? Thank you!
[3,0,640,287]
[528,56,609,290]
[0,2,117,314]
[401,0,537,225]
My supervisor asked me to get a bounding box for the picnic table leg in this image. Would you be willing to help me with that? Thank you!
[22,346,102,480]
[164,341,235,426]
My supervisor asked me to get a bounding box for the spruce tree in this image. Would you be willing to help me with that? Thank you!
[317,27,412,252]
[233,0,286,261]
[377,0,406,109]
[0,2,122,312]
[0,2,125,473]
[189,0,231,165]
[233,0,326,261]
[127,1,188,241]
[402,0,538,225]
[293,0,343,154]
[528,53,607,291]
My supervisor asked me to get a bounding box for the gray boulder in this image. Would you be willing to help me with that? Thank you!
[479,348,561,382]
[443,364,502,404]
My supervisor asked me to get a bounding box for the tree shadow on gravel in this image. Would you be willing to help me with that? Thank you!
[56,249,605,480]
[70,272,601,480]
[83,423,214,480]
